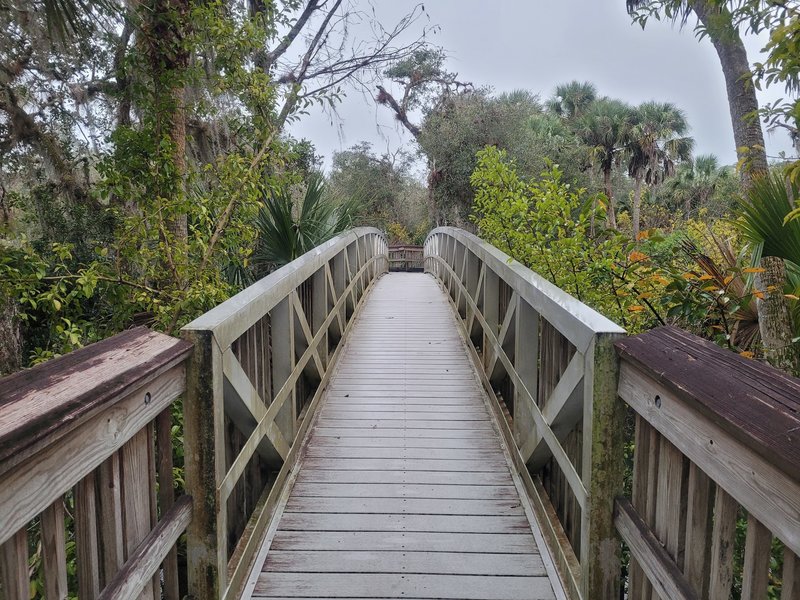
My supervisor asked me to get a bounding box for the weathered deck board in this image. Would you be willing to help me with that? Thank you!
[248,273,559,600]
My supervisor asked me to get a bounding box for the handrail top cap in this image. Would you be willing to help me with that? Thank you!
[182,227,385,336]
[617,325,800,482]
[0,326,191,470]
[426,227,624,339]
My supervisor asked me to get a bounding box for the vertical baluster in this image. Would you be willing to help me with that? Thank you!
[312,266,329,370]
[684,462,713,598]
[0,529,27,600]
[76,471,101,599]
[41,499,68,599]
[708,487,738,600]
[147,421,160,596]
[513,300,539,449]
[783,549,800,600]
[654,437,687,565]
[740,514,772,598]
[628,415,648,600]
[482,268,499,372]
[272,295,296,444]
[121,429,155,600]
[157,409,180,600]
[98,451,124,590]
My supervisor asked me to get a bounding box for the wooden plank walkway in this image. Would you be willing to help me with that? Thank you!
[246,273,563,600]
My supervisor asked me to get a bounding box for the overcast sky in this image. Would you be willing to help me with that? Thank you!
[287,0,796,172]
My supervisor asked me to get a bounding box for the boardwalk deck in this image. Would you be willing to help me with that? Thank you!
[244,273,563,600]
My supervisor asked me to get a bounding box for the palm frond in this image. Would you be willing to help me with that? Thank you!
[41,0,118,40]
[737,173,800,267]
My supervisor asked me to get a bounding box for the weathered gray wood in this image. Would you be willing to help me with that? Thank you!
[284,497,525,516]
[740,513,772,599]
[0,327,191,476]
[301,457,506,472]
[302,446,498,459]
[271,295,296,445]
[76,471,101,600]
[295,469,513,486]
[263,550,544,576]
[0,364,185,546]
[312,427,497,439]
[182,327,226,600]
[121,428,155,600]
[653,436,686,564]
[182,228,384,348]
[618,361,800,556]
[783,549,800,600]
[425,227,624,352]
[156,409,180,600]
[0,528,27,600]
[96,496,192,600]
[253,573,555,599]
[307,435,499,449]
[614,497,697,600]
[708,488,738,600]
[41,499,68,600]
[684,462,712,599]
[270,530,538,553]
[290,482,518,499]
[97,452,124,589]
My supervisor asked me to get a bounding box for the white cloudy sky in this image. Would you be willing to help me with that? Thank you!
[287,0,796,171]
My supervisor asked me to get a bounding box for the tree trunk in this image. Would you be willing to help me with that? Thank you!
[632,177,643,240]
[0,297,21,376]
[755,257,797,373]
[689,1,768,177]
[690,0,795,372]
[604,168,617,230]
[144,0,191,246]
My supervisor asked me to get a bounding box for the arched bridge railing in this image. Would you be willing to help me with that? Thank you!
[425,227,626,599]
[181,228,387,600]
[425,227,800,600]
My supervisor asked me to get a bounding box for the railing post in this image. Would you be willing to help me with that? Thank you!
[513,300,539,447]
[272,296,297,441]
[312,267,329,370]
[482,268,499,371]
[183,328,226,599]
[332,249,347,327]
[581,331,625,600]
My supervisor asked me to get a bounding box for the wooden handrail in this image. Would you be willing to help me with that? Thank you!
[0,327,192,600]
[616,326,800,599]
[182,228,388,600]
[424,227,626,600]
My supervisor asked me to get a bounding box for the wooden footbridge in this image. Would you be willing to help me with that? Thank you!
[1,228,798,600]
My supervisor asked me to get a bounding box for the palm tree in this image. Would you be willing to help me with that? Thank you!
[250,174,360,276]
[664,154,730,218]
[574,98,634,231]
[626,101,694,238]
[627,1,795,371]
[546,81,597,120]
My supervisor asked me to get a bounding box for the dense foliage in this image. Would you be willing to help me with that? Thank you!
[0,0,432,373]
